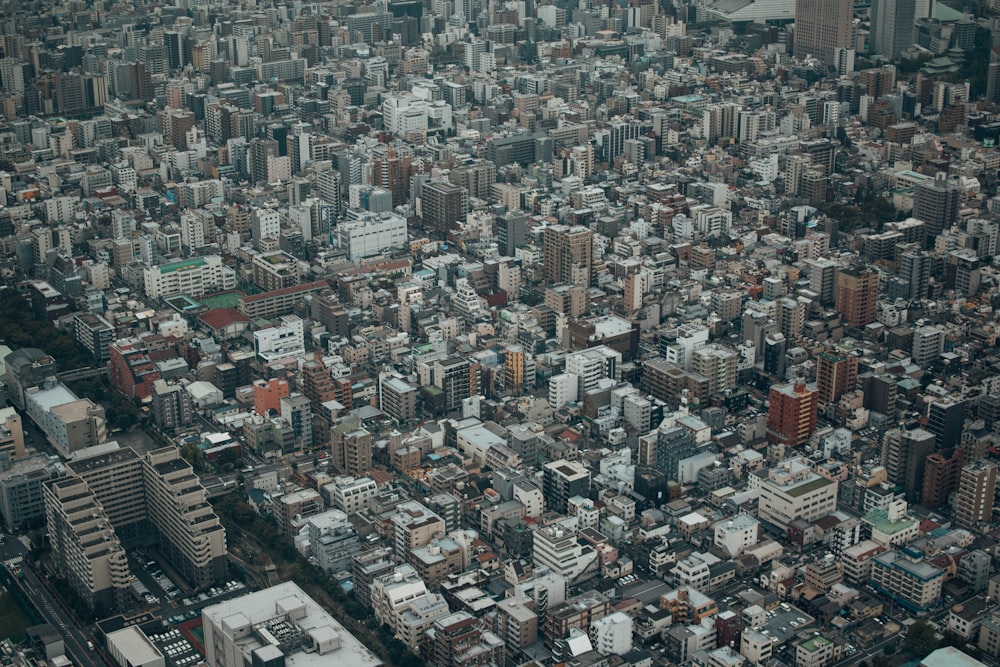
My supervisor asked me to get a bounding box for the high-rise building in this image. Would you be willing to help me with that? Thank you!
[421,180,467,235]
[913,173,960,244]
[691,344,738,396]
[987,46,1000,105]
[870,0,916,60]
[543,224,593,287]
[955,460,998,529]
[373,148,413,207]
[655,425,698,483]
[816,350,858,404]
[433,357,480,411]
[151,379,195,431]
[497,210,527,257]
[927,396,966,452]
[542,459,590,514]
[806,258,837,306]
[44,475,132,615]
[379,374,418,423]
[882,427,935,503]
[763,331,787,377]
[330,421,373,478]
[794,0,855,65]
[835,266,879,328]
[766,382,819,447]
[921,450,962,509]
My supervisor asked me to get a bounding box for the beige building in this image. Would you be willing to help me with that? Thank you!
[0,406,25,459]
[755,457,838,529]
[371,564,450,649]
[871,547,945,612]
[795,635,840,667]
[143,447,228,589]
[43,475,133,615]
[391,500,445,562]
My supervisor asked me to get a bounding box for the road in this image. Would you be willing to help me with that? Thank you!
[1,537,103,667]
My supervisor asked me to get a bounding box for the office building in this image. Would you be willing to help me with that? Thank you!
[543,225,593,287]
[73,312,115,364]
[691,344,738,396]
[142,255,237,300]
[542,459,591,515]
[656,425,699,483]
[926,396,966,452]
[793,0,855,65]
[882,427,936,504]
[756,457,838,529]
[202,581,382,667]
[251,250,301,292]
[391,500,445,562]
[766,382,819,447]
[371,564,450,650]
[835,266,879,328]
[871,0,916,60]
[954,461,998,529]
[913,173,960,243]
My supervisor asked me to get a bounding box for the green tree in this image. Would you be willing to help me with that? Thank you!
[905,620,939,658]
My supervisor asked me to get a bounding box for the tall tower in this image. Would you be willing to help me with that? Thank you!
[913,173,960,244]
[955,460,998,529]
[794,0,855,65]
[816,350,858,404]
[543,224,593,287]
[766,382,819,447]
[870,0,916,60]
[835,266,879,328]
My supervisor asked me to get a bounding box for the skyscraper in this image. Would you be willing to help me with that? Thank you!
[543,224,593,287]
[766,382,819,447]
[913,172,960,244]
[794,0,855,65]
[835,266,879,328]
[870,0,916,60]
[816,350,858,404]
[955,460,998,529]
[882,426,935,503]
[420,180,467,235]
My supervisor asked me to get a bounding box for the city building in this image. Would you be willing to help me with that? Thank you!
[202,581,383,667]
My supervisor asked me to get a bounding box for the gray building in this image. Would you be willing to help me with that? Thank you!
[0,452,63,532]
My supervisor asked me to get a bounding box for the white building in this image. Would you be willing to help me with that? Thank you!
[533,521,598,582]
[324,476,379,515]
[383,94,429,136]
[714,514,760,557]
[589,611,633,656]
[335,212,407,259]
[201,581,382,667]
[254,315,305,363]
[142,255,236,299]
[548,373,578,409]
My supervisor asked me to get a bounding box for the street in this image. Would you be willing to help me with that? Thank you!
[2,536,103,667]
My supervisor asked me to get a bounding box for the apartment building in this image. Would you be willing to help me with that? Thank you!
[0,452,63,532]
[871,546,945,612]
[43,475,133,615]
[142,448,228,588]
[371,564,451,650]
[142,255,236,299]
[391,500,445,562]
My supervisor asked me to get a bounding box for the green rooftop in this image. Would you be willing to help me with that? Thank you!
[160,257,207,274]
[864,508,915,534]
[800,635,831,653]
[785,476,832,498]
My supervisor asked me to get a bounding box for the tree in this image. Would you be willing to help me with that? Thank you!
[905,620,939,658]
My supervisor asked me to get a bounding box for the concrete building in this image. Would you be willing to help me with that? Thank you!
[202,581,382,667]
[954,460,998,530]
[542,459,590,515]
[756,457,838,529]
[532,521,598,582]
[43,475,133,616]
[714,514,760,556]
[0,452,63,532]
[871,546,945,612]
[793,0,854,65]
[142,255,236,299]
[106,626,165,667]
[766,382,818,447]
